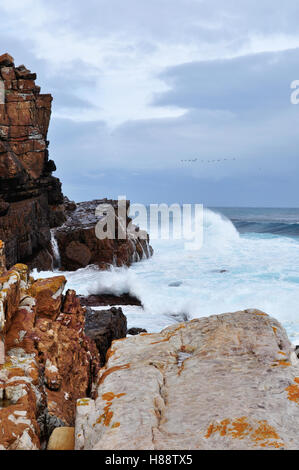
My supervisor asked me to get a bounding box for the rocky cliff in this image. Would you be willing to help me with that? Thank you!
[75,310,299,450]
[0,243,126,450]
[0,52,153,271]
[0,53,65,271]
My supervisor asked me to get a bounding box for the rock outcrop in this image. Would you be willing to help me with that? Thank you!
[75,309,299,450]
[54,200,153,271]
[79,293,142,308]
[0,244,130,450]
[0,53,65,270]
[0,53,153,272]
[0,263,100,450]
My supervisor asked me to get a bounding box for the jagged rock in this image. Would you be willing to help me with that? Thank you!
[0,53,66,269]
[29,276,66,320]
[85,307,127,366]
[0,261,101,449]
[79,293,142,307]
[55,199,153,271]
[0,53,14,67]
[75,309,299,450]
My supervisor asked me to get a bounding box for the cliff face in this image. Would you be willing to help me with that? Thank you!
[0,52,153,271]
[75,310,299,450]
[0,53,65,270]
[0,248,127,450]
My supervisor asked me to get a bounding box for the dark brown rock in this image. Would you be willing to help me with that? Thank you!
[65,241,92,268]
[0,53,14,67]
[55,199,153,271]
[85,307,127,366]
[127,327,147,335]
[79,293,142,307]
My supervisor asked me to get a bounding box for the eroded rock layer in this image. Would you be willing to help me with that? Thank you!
[75,310,299,450]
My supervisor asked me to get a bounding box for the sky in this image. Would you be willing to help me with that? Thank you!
[1,0,299,206]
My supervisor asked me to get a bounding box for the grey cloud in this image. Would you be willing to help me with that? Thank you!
[154,48,299,114]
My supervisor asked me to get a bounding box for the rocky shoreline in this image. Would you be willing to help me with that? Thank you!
[1,53,299,451]
[0,54,153,273]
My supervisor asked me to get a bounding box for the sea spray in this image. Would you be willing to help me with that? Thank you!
[34,208,299,342]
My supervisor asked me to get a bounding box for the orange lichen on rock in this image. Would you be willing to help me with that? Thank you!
[272,359,291,367]
[205,417,284,448]
[251,420,283,448]
[286,378,299,404]
[102,392,126,401]
[151,325,186,345]
[112,422,120,429]
[98,364,130,386]
[96,402,114,427]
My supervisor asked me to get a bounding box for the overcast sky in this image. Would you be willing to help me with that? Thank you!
[1,0,299,206]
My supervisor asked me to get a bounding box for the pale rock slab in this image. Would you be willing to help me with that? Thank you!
[75,309,299,450]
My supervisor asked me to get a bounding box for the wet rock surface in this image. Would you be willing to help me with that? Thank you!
[75,309,299,450]
[79,293,142,307]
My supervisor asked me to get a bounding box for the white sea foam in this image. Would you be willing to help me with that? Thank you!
[33,209,299,342]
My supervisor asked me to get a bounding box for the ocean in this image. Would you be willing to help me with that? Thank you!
[35,207,299,345]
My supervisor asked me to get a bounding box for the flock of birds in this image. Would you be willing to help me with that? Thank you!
[180,157,237,163]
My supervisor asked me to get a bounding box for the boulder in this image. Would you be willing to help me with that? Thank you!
[47,427,75,450]
[55,199,153,271]
[29,276,66,319]
[75,309,299,450]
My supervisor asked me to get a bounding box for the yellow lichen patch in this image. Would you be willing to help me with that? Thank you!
[29,276,66,297]
[77,398,90,406]
[98,364,130,386]
[205,417,284,448]
[272,326,277,335]
[277,351,286,356]
[286,378,299,404]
